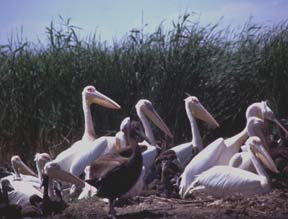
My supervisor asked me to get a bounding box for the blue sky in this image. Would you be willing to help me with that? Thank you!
[1,0,288,45]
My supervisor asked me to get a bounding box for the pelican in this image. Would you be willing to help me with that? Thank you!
[84,120,151,218]
[135,99,173,176]
[246,100,288,150]
[98,100,173,199]
[113,117,131,151]
[11,155,38,180]
[7,153,53,201]
[229,101,288,172]
[44,86,121,197]
[154,96,219,196]
[0,156,43,208]
[184,136,279,198]
[122,100,173,197]
[178,101,288,198]
[179,117,267,198]
[156,96,219,171]
[228,143,257,172]
[34,153,52,182]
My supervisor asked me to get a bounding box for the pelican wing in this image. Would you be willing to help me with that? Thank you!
[172,142,196,168]
[179,138,226,197]
[68,137,108,176]
[87,156,127,182]
[189,166,263,197]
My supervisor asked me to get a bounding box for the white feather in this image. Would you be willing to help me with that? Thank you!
[186,166,268,198]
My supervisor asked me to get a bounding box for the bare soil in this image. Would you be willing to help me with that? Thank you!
[49,177,288,219]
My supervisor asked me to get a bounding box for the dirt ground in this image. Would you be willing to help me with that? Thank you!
[49,177,288,219]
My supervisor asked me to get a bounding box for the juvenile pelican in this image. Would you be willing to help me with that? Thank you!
[184,136,279,198]
[84,120,150,218]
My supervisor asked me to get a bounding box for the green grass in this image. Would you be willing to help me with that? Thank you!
[1,15,288,163]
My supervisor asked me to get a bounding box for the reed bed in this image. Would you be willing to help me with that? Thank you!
[1,15,288,163]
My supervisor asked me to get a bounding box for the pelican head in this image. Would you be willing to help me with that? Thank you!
[262,101,288,136]
[246,101,288,136]
[128,121,151,145]
[82,85,121,109]
[11,155,37,177]
[120,117,131,131]
[246,117,270,150]
[135,99,173,138]
[184,96,219,128]
[247,136,279,173]
[247,117,265,135]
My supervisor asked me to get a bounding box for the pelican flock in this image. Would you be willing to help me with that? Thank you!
[1,85,288,218]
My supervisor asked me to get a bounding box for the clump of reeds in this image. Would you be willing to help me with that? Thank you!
[0,15,287,162]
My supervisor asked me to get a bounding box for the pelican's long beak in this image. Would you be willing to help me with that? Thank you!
[255,143,279,173]
[16,159,38,177]
[90,91,121,109]
[135,129,152,145]
[191,104,220,128]
[253,125,271,152]
[143,105,173,138]
[273,118,288,136]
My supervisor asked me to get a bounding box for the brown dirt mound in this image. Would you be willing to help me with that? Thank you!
[49,187,288,219]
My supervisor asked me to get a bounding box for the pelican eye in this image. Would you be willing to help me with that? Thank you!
[87,87,95,92]
[192,98,199,104]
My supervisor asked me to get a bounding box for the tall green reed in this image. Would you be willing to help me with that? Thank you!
[0,15,288,163]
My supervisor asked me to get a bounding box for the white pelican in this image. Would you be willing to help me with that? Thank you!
[1,175,43,207]
[246,101,288,150]
[44,86,121,197]
[178,117,268,198]
[135,99,173,174]
[157,96,219,170]
[110,100,173,199]
[178,101,288,198]
[113,117,131,151]
[184,136,279,198]
[9,153,53,193]
[229,101,288,172]
[11,155,38,180]
[228,144,256,172]
[34,153,52,182]
[0,156,44,209]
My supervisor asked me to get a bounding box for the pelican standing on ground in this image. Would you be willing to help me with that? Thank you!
[184,136,279,198]
[44,86,121,197]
